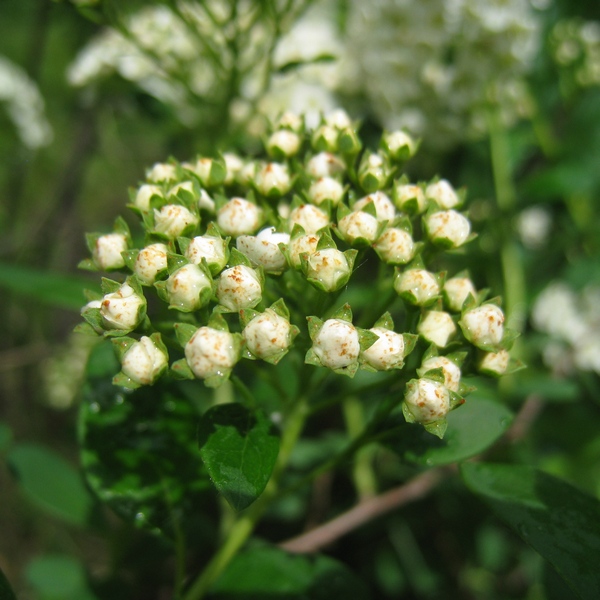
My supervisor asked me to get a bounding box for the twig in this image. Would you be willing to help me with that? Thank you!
[278,468,449,554]
[504,394,544,443]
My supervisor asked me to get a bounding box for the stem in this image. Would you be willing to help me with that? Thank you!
[183,395,310,600]
[342,396,377,499]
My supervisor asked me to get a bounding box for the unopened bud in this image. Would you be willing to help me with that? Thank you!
[101,282,146,331]
[217,197,263,237]
[358,152,390,192]
[381,130,417,161]
[373,227,415,264]
[185,326,239,380]
[443,276,477,312]
[289,204,330,233]
[237,227,290,272]
[354,191,396,222]
[425,179,460,209]
[267,130,302,158]
[311,124,339,152]
[165,264,212,311]
[418,310,456,347]
[338,210,379,244]
[288,233,320,269]
[146,162,177,183]
[185,235,228,274]
[312,318,360,370]
[478,349,510,376]
[404,378,450,424]
[424,210,471,248]
[305,248,353,292]
[134,184,163,211]
[121,335,168,385]
[243,309,295,362]
[134,243,168,285]
[93,233,128,270]
[223,153,244,185]
[216,265,262,311]
[307,177,345,206]
[361,327,405,370]
[393,183,427,214]
[394,268,440,306]
[305,152,345,179]
[460,304,505,350]
[153,204,199,238]
[254,162,292,197]
[419,356,461,392]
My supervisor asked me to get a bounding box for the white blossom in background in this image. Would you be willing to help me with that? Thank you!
[0,55,53,149]
[516,205,552,249]
[340,0,542,148]
[532,281,600,375]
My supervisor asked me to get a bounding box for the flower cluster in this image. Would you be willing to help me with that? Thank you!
[340,0,541,148]
[0,54,53,149]
[78,109,518,436]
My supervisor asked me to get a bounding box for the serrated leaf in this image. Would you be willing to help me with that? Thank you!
[198,404,279,511]
[461,462,600,599]
[385,396,513,465]
[79,344,210,536]
[8,443,94,527]
[210,543,370,599]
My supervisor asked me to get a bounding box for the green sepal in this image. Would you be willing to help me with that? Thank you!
[74,321,100,336]
[110,336,137,361]
[208,156,227,188]
[335,202,351,221]
[174,322,198,347]
[239,307,260,329]
[330,303,353,323]
[357,198,378,219]
[166,252,189,275]
[207,311,231,332]
[111,371,142,390]
[380,130,418,161]
[449,390,466,411]
[500,328,520,351]
[358,327,379,352]
[228,247,254,268]
[100,277,122,294]
[315,231,338,251]
[113,216,131,238]
[171,358,195,380]
[81,306,103,332]
[306,315,324,341]
[402,333,419,357]
[78,257,97,271]
[289,223,307,240]
[122,249,139,272]
[83,289,102,302]
[166,181,198,208]
[418,368,446,385]
[423,418,448,439]
[177,236,192,256]
[461,292,479,312]
[446,351,468,367]
[374,311,395,330]
[311,125,338,153]
[338,127,362,155]
[269,297,291,320]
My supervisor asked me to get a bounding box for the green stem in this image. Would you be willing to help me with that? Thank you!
[342,396,378,499]
[182,395,310,600]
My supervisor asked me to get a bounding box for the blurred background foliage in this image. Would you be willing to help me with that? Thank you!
[2,0,600,598]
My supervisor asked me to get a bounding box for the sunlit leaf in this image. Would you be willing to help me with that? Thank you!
[198,403,279,511]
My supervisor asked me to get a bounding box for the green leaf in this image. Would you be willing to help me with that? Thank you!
[210,543,370,599]
[8,443,94,527]
[0,422,12,453]
[0,262,97,310]
[25,555,97,600]
[0,566,16,600]
[79,343,211,536]
[276,53,337,75]
[461,463,600,599]
[198,404,279,511]
[385,397,513,466]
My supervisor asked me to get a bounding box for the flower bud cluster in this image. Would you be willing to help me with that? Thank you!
[78,109,517,435]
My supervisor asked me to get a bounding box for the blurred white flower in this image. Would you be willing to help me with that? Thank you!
[516,206,552,249]
[0,55,53,149]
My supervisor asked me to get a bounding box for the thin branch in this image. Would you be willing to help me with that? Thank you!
[278,468,449,554]
[504,394,544,443]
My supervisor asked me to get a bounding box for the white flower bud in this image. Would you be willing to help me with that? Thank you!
[165,264,211,311]
[373,228,415,264]
[153,204,199,238]
[223,153,244,185]
[382,130,416,160]
[216,265,262,311]
[134,184,163,211]
[305,152,345,179]
[394,269,440,305]
[358,152,389,191]
[424,210,471,248]
[354,191,396,222]
[313,319,360,370]
[93,233,128,270]
[312,124,339,151]
[307,177,345,206]
[420,356,461,392]
[100,283,145,330]
[254,162,291,196]
[325,109,352,129]
[121,336,168,385]
[479,349,510,376]
[134,243,168,285]
[238,161,257,186]
[237,227,290,272]
[185,235,228,273]
[460,304,505,350]
[443,276,477,312]
[394,183,426,213]
[185,326,239,380]
[276,111,303,132]
[338,211,379,243]
[217,197,263,237]
[288,233,320,269]
[243,309,294,361]
[305,248,352,291]
[418,310,456,347]
[425,179,460,209]
[267,130,302,157]
[289,204,330,233]
[361,327,405,370]
[198,189,215,212]
[191,157,215,185]
[404,378,450,424]
[146,162,177,183]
